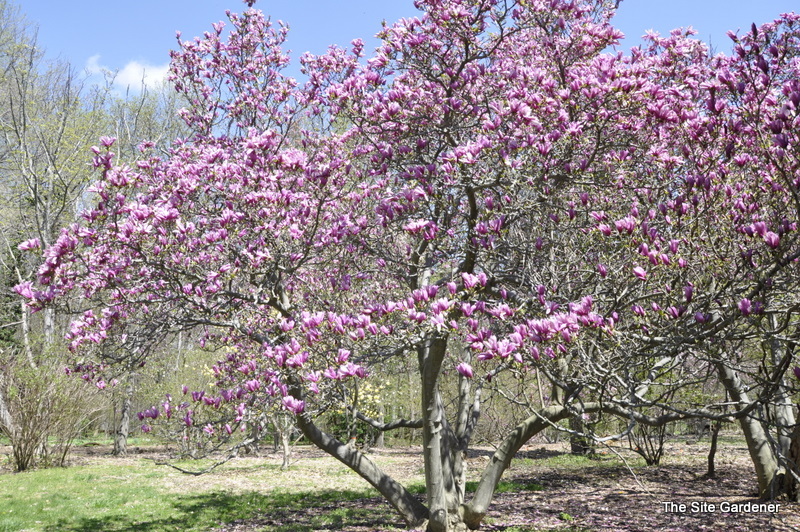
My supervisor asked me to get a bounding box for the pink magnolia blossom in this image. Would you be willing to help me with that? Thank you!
[282,396,305,414]
[18,238,41,251]
[764,231,780,248]
[456,362,474,379]
[17,3,800,527]
[738,298,752,316]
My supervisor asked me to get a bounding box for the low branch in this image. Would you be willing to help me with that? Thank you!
[463,404,574,528]
[353,409,423,431]
[295,409,429,527]
[152,435,257,475]
[154,455,236,476]
[462,399,731,528]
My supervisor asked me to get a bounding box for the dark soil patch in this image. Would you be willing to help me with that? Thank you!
[214,441,800,532]
[481,464,798,531]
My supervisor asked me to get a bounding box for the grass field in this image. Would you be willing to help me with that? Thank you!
[0,442,398,532]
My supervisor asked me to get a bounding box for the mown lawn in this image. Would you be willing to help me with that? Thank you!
[0,446,401,532]
[0,440,597,532]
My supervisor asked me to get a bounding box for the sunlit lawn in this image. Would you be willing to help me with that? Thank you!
[0,451,586,532]
[0,445,404,532]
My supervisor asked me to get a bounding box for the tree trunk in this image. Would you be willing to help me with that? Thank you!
[375,402,385,448]
[294,407,429,527]
[784,406,800,502]
[418,333,462,531]
[280,425,291,470]
[569,415,592,455]
[113,378,133,456]
[0,374,15,437]
[707,419,721,478]
[19,301,36,369]
[269,412,294,470]
[347,380,360,449]
[768,334,797,496]
[463,405,574,528]
[43,307,55,350]
[715,360,779,498]
[452,351,477,507]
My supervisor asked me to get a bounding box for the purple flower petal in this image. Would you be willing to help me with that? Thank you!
[456,362,474,379]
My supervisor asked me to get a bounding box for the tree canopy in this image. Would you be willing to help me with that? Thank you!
[17,0,800,529]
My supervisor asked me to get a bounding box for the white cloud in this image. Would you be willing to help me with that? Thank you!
[84,55,170,93]
[86,54,105,76]
[116,61,170,91]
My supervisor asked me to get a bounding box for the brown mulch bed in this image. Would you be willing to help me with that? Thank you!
[214,441,800,531]
[480,466,797,531]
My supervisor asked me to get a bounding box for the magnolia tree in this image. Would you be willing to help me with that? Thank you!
[509,13,800,498]
[539,13,800,498]
[17,0,800,529]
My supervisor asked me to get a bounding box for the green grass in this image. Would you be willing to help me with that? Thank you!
[0,456,395,532]
[1,488,389,532]
[0,453,551,531]
[0,444,644,531]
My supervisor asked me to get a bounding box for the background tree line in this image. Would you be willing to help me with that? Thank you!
[0,0,190,468]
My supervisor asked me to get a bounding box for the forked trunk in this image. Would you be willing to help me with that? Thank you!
[462,405,573,528]
[271,412,295,469]
[418,333,465,531]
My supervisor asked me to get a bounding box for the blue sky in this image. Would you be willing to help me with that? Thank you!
[21,0,800,92]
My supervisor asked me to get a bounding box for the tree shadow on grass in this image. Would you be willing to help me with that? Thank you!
[44,489,407,532]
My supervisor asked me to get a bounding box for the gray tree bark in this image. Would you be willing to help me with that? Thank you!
[767,333,797,493]
[113,378,133,456]
[418,333,461,532]
[294,406,429,527]
[707,419,721,477]
[0,373,15,437]
[715,360,779,498]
